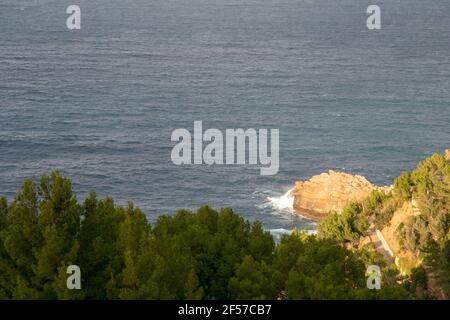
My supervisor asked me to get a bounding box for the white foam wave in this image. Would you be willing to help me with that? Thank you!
[268,228,292,236]
[268,228,317,236]
[267,188,294,211]
[268,228,292,242]
[268,228,318,242]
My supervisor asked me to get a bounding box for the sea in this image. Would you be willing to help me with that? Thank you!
[1,0,449,237]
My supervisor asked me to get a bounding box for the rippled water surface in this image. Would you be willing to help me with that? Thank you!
[1,0,449,233]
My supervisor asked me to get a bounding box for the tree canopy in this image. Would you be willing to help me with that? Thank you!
[0,172,415,300]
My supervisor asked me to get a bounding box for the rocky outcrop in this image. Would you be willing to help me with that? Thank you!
[445,149,450,161]
[291,170,389,220]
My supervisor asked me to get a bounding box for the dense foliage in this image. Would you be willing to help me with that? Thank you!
[0,172,413,299]
[396,154,449,252]
[317,153,450,298]
[317,203,368,243]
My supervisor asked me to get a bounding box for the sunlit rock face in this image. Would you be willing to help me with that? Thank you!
[444,149,450,161]
[291,170,389,220]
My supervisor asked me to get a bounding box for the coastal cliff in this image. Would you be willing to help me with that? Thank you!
[291,170,390,220]
[290,149,450,299]
[292,149,449,220]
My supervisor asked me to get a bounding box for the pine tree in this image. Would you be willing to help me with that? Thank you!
[1,179,42,298]
[33,172,81,298]
[78,193,124,299]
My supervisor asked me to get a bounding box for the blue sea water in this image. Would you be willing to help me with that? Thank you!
[1,0,449,234]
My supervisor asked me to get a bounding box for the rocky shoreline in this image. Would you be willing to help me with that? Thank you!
[291,170,390,220]
[291,149,450,221]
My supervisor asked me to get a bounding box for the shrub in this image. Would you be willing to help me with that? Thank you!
[393,172,413,201]
[318,203,368,243]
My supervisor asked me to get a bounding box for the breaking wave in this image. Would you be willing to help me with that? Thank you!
[267,188,294,212]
